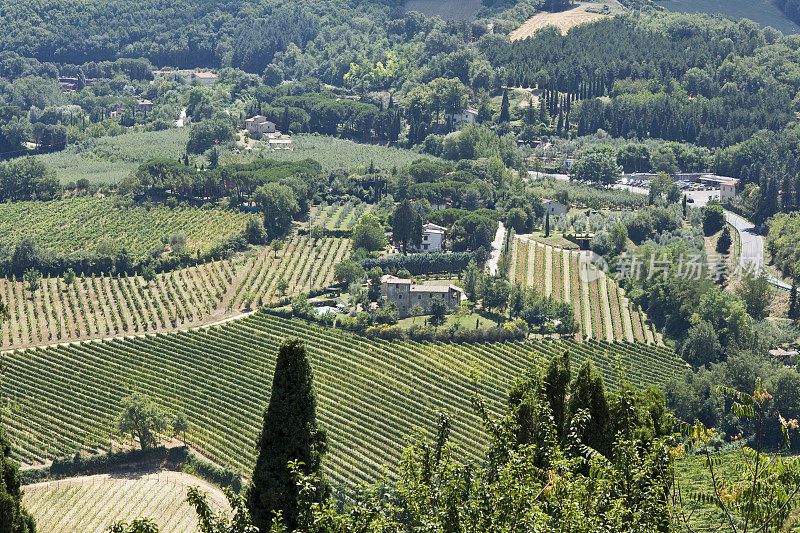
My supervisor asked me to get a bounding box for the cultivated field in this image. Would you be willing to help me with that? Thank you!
[2,312,685,489]
[510,3,609,40]
[1,234,350,348]
[27,128,190,185]
[23,471,228,533]
[0,196,248,259]
[310,201,376,232]
[234,134,434,171]
[509,236,658,343]
[659,0,799,34]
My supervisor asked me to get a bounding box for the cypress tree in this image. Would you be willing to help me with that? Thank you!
[790,281,798,321]
[246,338,329,531]
[1,379,36,533]
[499,88,510,123]
[568,360,612,457]
[543,351,570,443]
[545,212,550,237]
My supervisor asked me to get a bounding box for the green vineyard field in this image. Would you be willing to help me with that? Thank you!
[1,234,349,348]
[310,201,375,232]
[1,313,684,490]
[509,236,658,343]
[0,196,248,259]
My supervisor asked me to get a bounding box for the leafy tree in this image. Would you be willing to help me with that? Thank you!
[351,213,387,252]
[269,239,283,258]
[505,207,529,234]
[691,287,753,349]
[391,200,422,253]
[569,149,620,187]
[610,224,628,254]
[246,338,329,531]
[716,225,732,253]
[333,260,365,286]
[254,183,298,240]
[172,412,189,445]
[462,259,482,302]
[62,268,76,285]
[681,320,722,367]
[275,278,290,295]
[702,201,725,236]
[245,215,267,245]
[23,268,41,292]
[736,271,772,321]
[141,265,156,284]
[186,115,235,154]
[117,393,170,450]
[429,296,449,326]
[482,278,510,315]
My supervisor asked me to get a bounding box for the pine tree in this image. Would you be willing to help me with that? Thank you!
[1,384,36,532]
[499,88,510,123]
[246,338,329,531]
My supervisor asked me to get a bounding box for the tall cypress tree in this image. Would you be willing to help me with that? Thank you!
[246,338,329,531]
[499,88,510,123]
[543,351,571,443]
[1,381,36,532]
[568,360,612,457]
[789,281,798,321]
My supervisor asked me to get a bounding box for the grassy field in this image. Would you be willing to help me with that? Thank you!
[510,236,658,343]
[26,129,190,185]
[659,0,800,33]
[23,471,228,533]
[0,196,248,259]
[233,134,433,171]
[510,3,609,40]
[2,312,684,490]
[0,233,349,349]
[404,0,482,20]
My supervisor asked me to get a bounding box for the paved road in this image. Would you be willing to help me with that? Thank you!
[725,211,791,290]
[487,221,506,276]
[532,172,790,289]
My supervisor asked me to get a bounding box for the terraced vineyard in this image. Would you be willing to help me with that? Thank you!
[509,236,658,344]
[23,471,228,533]
[310,201,375,232]
[1,313,684,490]
[1,234,349,348]
[0,196,249,258]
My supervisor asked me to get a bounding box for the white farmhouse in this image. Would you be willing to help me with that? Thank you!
[542,199,568,217]
[447,107,478,125]
[414,222,447,253]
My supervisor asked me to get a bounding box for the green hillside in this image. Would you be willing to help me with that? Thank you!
[1,312,684,490]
